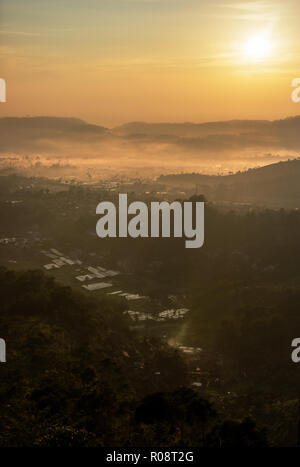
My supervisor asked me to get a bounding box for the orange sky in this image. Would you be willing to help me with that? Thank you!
[1,0,300,126]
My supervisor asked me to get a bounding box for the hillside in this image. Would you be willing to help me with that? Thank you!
[0,267,267,447]
[158,159,300,207]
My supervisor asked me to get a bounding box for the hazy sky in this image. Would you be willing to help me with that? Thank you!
[1,0,300,126]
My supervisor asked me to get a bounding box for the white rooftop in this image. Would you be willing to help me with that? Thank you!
[82,282,113,291]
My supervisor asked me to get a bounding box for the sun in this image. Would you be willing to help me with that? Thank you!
[242,33,273,62]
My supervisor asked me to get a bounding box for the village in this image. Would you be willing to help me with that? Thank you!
[41,246,190,323]
[0,176,206,388]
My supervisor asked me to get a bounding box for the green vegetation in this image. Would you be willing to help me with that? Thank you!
[2,173,300,446]
[0,267,266,447]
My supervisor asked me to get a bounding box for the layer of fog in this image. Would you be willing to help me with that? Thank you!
[1,116,300,180]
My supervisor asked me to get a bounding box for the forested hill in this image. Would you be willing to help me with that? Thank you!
[158,159,300,207]
[0,267,187,445]
[0,267,266,447]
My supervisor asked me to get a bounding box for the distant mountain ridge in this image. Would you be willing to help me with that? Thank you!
[112,119,272,137]
[1,115,300,138]
[0,116,108,133]
[1,115,300,169]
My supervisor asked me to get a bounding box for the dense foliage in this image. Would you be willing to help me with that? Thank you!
[0,268,266,447]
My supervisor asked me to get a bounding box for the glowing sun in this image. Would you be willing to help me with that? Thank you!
[243,34,273,62]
